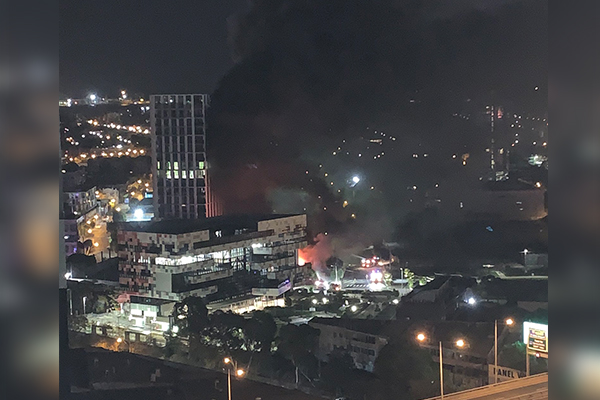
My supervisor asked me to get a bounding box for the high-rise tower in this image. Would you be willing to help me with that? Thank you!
[151,94,209,219]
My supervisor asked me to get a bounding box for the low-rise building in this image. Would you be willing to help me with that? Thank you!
[411,321,496,391]
[62,183,98,217]
[309,318,389,372]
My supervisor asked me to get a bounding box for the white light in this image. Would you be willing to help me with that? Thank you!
[312,299,318,305]
[64,272,72,280]
[392,299,399,304]
[350,305,358,312]
[467,297,476,305]
[352,176,360,183]
[322,298,328,304]
[134,208,144,220]
[172,325,179,333]
[89,94,97,101]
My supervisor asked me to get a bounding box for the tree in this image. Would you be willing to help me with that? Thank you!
[172,296,209,336]
[277,324,320,384]
[68,314,88,332]
[205,310,246,352]
[321,351,355,396]
[244,311,277,352]
[374,340,437,400]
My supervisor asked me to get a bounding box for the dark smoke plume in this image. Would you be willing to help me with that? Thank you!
[207,0,547,245]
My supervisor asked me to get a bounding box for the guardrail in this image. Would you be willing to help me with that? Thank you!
[422,373,548,400]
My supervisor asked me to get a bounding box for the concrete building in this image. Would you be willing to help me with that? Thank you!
[62,183,98,217]
[150,94,209,220]
[117,214,309,306]
[62,217,79,255]
[309,318,389,372]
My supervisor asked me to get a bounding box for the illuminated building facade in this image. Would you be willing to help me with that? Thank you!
[151,94,209,219]
[117,214,309,303]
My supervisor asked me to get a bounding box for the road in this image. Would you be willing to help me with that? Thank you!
[423,373,548,400]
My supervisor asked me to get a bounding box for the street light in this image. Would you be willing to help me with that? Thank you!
[494,317,515,384]
[223,357,245,400]
[415,334,467,399]
[116,337,130,353]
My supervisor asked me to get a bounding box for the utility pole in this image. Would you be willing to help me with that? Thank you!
[494,319,498,384]
[439,341,444,399]
[490,105,496,174]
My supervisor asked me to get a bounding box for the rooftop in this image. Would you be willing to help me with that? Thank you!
[119,213,302,235]
[309,317,390,336]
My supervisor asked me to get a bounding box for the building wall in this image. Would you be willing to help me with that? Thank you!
[309,322,388,372]
[422,344,490,390]
[63,186,97,216]
[118,215,308,302]
[151,94,209,220]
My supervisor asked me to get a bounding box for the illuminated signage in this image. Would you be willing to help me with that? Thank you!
[523,322,548,354]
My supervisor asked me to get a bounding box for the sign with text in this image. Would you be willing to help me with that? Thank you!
[523,322,548,355]
[488,365,525,382]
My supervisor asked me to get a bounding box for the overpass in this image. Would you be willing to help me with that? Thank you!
[423,373,548,400]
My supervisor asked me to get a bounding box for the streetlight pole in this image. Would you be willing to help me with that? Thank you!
[494,318,514,384]
[416,334,465,399]
[227,366,232,400]
[494,319,498,384]
[224,357,245,400]
[439,341,444,399]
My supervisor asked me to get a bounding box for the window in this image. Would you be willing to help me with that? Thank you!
[174,170,179,179]
[166,170,171,179]
[189,171,194,179]
[215,230,222,238]
[157,161,161,170]
[182,170,187,179]
[174,161,179,170]
[198,161,205,169]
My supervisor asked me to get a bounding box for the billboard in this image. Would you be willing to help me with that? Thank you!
[523,322,548,356]
[488,365,525,383]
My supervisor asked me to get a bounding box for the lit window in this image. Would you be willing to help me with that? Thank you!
[157,161,161,170]
[174,162,179,170]
[198,161,205,169]
[167,161,171,169]
[166,170,171,179]
[189,171,194,178]
[174,170,179,179]
[182,170,187,179]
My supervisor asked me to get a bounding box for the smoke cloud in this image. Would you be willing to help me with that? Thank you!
[298,233,332,277]
[207,0,547,245]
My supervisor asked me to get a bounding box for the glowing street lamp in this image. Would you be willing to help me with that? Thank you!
[415,333,467,399]
[494,317,515,383]
[223,357,245,400]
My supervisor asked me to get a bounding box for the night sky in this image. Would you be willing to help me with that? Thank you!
[60,0,548,259]
[59,0,249,97]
